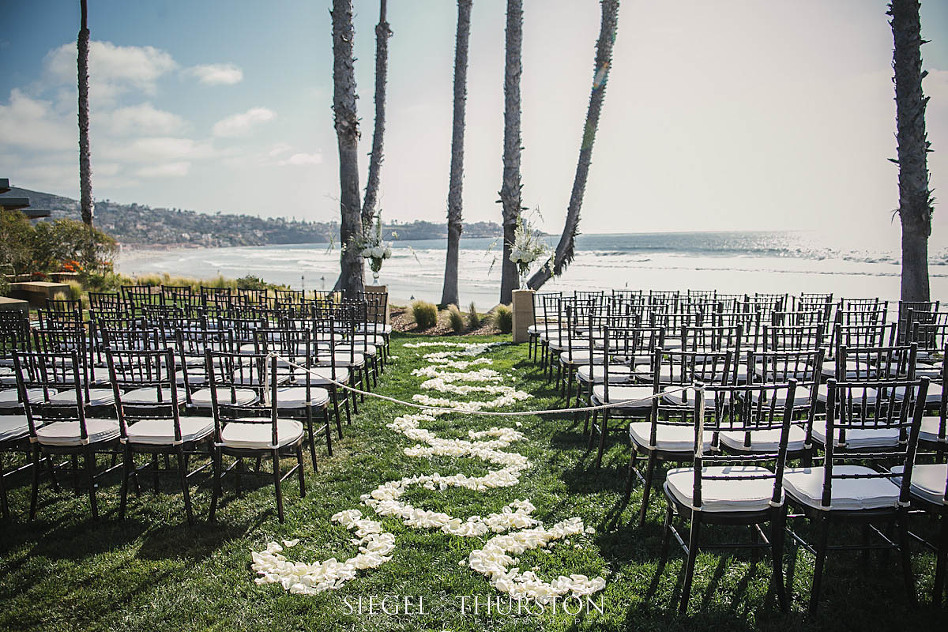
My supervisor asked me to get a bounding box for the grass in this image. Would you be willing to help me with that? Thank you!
[0,334,944,631]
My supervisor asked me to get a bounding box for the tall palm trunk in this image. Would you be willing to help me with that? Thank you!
[498,0,524,305]
[332,0,364,297]
[440,0,473,307]
[361,0,392,231]
[78,0,93,227]
[890,0,933,303]
[528,0,619,290]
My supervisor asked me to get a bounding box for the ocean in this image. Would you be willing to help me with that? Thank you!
[115,230,948,308]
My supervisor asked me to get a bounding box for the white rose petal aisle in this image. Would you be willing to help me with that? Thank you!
[251,341,606,604]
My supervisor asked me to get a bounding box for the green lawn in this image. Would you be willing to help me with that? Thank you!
[0,334,944,631]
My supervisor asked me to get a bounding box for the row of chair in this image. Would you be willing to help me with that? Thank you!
[530,290,947,612]
[0,289,392,525]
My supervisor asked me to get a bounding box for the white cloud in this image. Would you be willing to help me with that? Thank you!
[0,89,74,151]
[45,40,177,103]
[188,63,243,86]
[212,107,276,137]
[278,152,323,166]
[106,103,186,136]
[98,136,213,164]
[135,162,190,178]
[269,142,292,157]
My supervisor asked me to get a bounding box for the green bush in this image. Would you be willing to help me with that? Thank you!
[447,304,465,334]
[411,300,438,330]
[468,301,481,329]
[492,304,513,334]
[56,280,84,301]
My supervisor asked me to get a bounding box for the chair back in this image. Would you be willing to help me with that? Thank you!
[107,348,184,441]
[817,377,928,509]
[13,350,89,439]
[689,381,799,510]
[205,350,279,446]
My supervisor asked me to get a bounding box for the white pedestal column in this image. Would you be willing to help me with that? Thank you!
[511,289,535,343]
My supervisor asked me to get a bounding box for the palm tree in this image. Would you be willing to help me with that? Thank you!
[889,0,933,303]
[361,0,393,231]
[528,0,619,290]
[440,0,474,307]
[498,0,524,305]
[331,0,364,296]
[78,0,93,227]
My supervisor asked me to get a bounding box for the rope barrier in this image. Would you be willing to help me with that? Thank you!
[267,352,695,418]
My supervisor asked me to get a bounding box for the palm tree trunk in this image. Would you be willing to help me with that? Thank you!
[361,0,392,231]
[78,0,93,227]
[890,0,932,303]
[332,0,364,297]
[528,0,619,290]
[440,0,473,308]
[498,0,524,305]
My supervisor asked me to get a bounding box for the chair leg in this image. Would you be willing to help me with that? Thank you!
[306,406,318,472]
[638,452,658,529]
[84,446,98,521]
[331,389,344,438]
[71,453,81,495]
[209,449,221,522]
[809,515,830,616]
[0,453,8,521]
[771,507,788,612]
[659,501,674,569]
[623,446,638,507]
[897,509,917,607]
[934,514,947,608]
[29,446,40,520]
[679,513,702,615]
[119,445,133,520]
[595,409,609,469]
[272,450,284,523]
[296,445,306,498]
[177,446,194,527]
[324,408,333,457]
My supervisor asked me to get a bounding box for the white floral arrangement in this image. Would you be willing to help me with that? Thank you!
[508,214,549,289]
[359,213,393,280]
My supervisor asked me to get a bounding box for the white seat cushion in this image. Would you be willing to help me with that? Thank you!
[783,465,900,511]
[810,420,900,449]
[36,418,120,446]
[220,418,304,449]
[919,415,947,444]
[0,415,30,442]
[577,365,633,384]
[816,384,877,404]
[190,387,258,408]
[820,358,878,379]
[719,424,809,453]
[290,366,350,386]
[666,465,781,512]
[0,388,47,409]
[275,386,331,409]
[749,385,813,407]
[561,350,607,365]
[125,417,214,445]
[629,421,710,452]
[317,352,364,368]
[121,386,189,406]
[592,385,654,410]
[49,388,115,408]
[890,463,947,507]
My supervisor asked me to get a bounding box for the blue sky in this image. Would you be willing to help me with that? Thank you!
[1,0,946,246]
